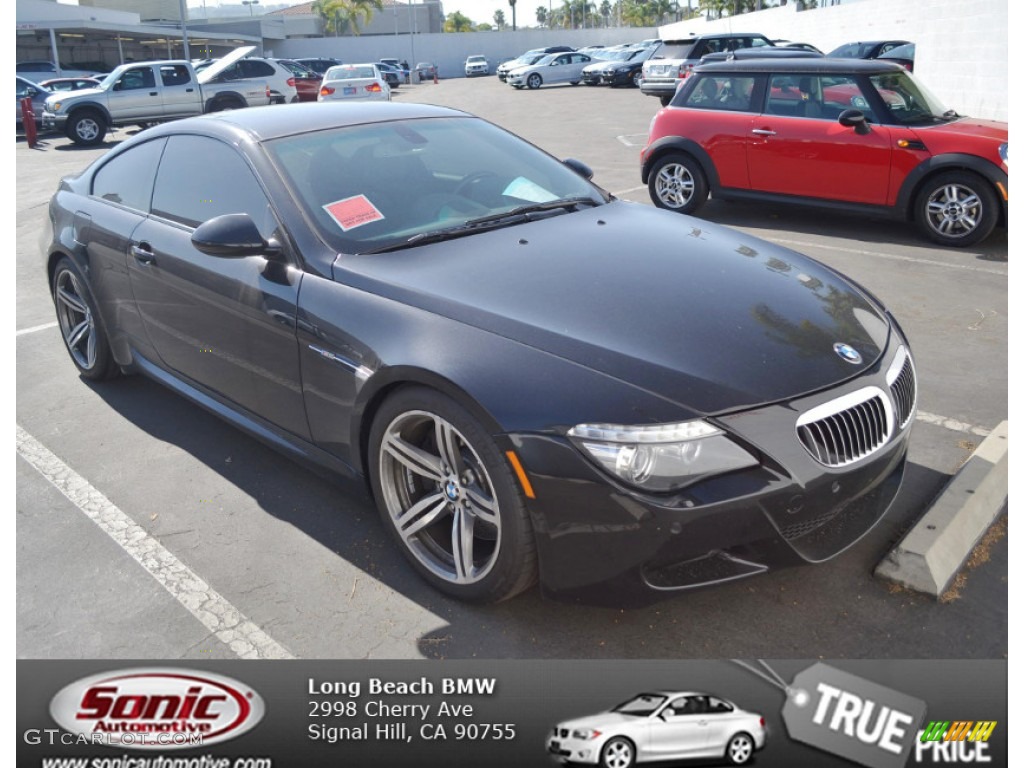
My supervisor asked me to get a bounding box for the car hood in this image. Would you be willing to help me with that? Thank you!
[557,712,645,732]
[914,117,1008,142]
[46,86,104,105]
[336,201,891,415]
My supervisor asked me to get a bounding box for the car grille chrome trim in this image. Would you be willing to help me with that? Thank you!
[885,345,917,429]
[796,386,893,468]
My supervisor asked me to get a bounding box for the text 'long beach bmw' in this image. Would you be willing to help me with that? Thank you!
[44,102,916,603]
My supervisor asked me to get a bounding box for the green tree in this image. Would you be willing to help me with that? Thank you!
[313,0,383,36]
[536,5,548,25]
[494,8,507,27]
[599,0,612,26]
[443,10,475,31]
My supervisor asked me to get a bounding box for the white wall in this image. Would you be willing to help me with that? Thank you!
[273,27,661,81]
[659,0,1008,121]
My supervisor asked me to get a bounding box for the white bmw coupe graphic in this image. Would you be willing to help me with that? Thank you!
[547,691,767,767]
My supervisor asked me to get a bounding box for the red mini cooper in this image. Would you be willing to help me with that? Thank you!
[641,58,1008,247]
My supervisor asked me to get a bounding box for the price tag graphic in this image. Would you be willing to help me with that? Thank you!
[781,663,927,768]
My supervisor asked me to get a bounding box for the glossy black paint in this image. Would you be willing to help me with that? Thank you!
[44,103,914,601]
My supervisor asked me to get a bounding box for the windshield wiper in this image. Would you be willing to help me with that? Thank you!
[359,196,602,254]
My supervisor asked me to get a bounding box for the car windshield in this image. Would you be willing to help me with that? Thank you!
[612,694,667,716]
[468,56,485,63]
[828,42,876,58]
[868,70,953,124]
[266,116,606,255]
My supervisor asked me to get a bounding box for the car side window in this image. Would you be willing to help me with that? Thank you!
[159,65,191,87]
[707,697,734,714]
[682,75,757,112]
[151,135,277,235]
[91,138,167,212]
[115,68,156,91]
[241,60,275,78]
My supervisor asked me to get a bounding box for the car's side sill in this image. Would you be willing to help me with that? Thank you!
[131,352,363,486]
[713,187,904,220]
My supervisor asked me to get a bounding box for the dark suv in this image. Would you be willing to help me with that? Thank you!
[641,58,1008,247]
[640,33,774,106]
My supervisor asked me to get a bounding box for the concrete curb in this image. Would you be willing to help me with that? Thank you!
[874,420,1008,596]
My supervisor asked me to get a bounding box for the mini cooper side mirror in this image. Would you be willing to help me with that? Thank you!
[838,109,871,135]
[192,213,283,259]
[563,157,594,180]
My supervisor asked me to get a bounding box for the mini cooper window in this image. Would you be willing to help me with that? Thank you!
[767,74,878,122]
[683,75,757,112]
[868,70,952,124]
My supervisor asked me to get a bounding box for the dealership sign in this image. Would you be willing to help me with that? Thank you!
[50,669,265,749]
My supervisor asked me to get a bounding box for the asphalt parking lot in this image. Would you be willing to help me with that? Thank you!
[16,76,1007,660]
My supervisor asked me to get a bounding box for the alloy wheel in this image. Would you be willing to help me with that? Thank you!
[602,739,634,768]
[378,410,501,586]
[54,268,96,371]
[924,182,983,240]
[654,162,696,208]
[728,734,753,764]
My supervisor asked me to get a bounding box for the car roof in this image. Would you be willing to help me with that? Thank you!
[696,57,907,74]
[146,102,469,143]
[662,32,768,43]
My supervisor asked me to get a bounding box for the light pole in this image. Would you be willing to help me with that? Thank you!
[242,0,260,16]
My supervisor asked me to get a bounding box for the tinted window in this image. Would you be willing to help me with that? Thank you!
[151,135,275,233]
[116,68,156,91]
[682,74,758,112]
[92,138,166,211]
[654,42,696,59]
[159,64,191,86]
[240,60,275,78]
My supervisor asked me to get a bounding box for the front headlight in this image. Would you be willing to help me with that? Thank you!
[47,100,63,113]
[571,728,602,740]
[568,420,758,492]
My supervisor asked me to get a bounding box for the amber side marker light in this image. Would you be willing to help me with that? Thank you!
[505,451,536,499]
[996,182,1008,201]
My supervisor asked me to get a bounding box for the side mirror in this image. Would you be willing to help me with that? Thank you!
[838,109,871,135]
[191,213,282,259]
[562,157,594,180]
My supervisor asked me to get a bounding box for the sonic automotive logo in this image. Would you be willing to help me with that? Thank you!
[49,668,265,749]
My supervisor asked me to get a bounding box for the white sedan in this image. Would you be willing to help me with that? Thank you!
[547,691,767,767]
[507,52,601,89]
[317,64,391,102]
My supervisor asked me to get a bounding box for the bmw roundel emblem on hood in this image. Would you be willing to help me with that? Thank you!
[833,343,863,364]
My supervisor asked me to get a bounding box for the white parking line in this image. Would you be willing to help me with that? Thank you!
[16,425,296,660]
[612,185,648,197]
[16,322,58,336]
[615,133,648,147]
[915,411,992,438]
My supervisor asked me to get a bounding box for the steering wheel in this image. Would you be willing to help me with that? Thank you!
[454,171,504,202]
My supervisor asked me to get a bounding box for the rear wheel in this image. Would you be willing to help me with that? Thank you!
[51,257,119,380]
[659,95,672,107]
[369,387,537,603]
[725,733,755,765]
[915,171,999,247]
[648,153,709,215]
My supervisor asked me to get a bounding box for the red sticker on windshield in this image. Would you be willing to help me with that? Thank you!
[323,195,384,231]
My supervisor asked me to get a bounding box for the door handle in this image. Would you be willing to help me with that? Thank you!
[131,243,156,265]
[752,128,776,136]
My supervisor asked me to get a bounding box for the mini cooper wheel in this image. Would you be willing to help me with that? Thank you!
[527,73,543,90]
[725,733,755,766]
[67,110,106,146]
[369,388,537,603]
[600,737,636,768]
[915,171,999,247]
[648,153,709,215]
[51,257,118,380]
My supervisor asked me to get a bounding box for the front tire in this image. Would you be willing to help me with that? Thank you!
[51,257,119,380]
[527,73,542,90]
[915,171,999,247]
[632,70,643,88]
[648,153,709,215]
[725,733,755,765]
[67,110,106,146]
[600,737,636,768]
[369,387,537,603]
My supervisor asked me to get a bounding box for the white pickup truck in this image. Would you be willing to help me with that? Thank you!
[42,47,271,146]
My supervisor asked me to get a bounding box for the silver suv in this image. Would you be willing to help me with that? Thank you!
[640,33,774,106]
[198,56,299,104]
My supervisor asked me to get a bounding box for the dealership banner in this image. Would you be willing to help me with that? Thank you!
[17,660,1007,768]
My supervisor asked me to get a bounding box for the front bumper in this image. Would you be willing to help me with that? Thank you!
[466,67,488,76]
[601,70,634,86]
[41,110,68,132]
[510,339,914,603]
[546,734,599,764]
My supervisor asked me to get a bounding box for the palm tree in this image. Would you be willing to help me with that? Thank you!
[494,8,507,28]
[313,0,383,36]
[536,5,548,26]
[599,0,612,26]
